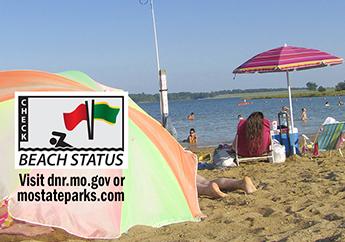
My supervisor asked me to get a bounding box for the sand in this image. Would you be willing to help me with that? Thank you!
[1,148,345,242]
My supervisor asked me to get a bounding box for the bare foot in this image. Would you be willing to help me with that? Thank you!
[242,176,257,194]
[207,182,227,198]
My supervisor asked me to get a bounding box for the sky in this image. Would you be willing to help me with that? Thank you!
[0,0,344,94]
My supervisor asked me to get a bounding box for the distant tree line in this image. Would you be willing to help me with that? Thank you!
[306,81,345,92]
[129,88,305,103]
[336,81,345,91]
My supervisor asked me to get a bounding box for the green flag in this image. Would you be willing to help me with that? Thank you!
[94,102,120,124]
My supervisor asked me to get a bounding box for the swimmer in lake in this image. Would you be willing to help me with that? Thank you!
[301,108,308,122]
[187,112,195,120]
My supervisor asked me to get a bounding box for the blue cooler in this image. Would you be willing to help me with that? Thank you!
[272,128,299,156]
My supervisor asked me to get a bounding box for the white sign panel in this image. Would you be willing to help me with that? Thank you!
[15,92,128,169]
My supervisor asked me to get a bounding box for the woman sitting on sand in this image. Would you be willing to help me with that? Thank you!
[196,175,256,198]
[234,111,271,157]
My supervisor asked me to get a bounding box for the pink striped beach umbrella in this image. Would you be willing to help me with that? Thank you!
[233,44,343,154]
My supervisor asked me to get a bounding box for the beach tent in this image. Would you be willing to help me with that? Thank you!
[0,70,202,239]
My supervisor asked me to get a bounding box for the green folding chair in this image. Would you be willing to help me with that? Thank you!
[315,122,345,157]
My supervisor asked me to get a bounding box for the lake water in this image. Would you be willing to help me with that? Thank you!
[138,96,345,147]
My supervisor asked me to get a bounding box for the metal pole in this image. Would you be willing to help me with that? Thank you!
[149,0,168,127]
[286,71,296,155]
[150,0,160,72]
[159,70,169,127]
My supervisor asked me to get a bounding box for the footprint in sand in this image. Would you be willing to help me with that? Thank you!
[323,213,343,221]
[301,220,318,229]
[315,233,344,242]
[285,206,294,214]
[222,219,234,224]
[338,220,345,228]
[245,217,255,227]
[324,171,338,181]
[258,207,275,217]
[257,182,269,190]
[252,227,265,234]
[309,207,321,215]
[338,187,345,193]
[271,196,282,202]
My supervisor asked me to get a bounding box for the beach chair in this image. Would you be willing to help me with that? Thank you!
[314,122,345,157]
[234,133,275,165]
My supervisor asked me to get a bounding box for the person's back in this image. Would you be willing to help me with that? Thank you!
[236,112,271,157]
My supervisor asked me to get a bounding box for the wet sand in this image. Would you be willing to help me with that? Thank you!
[1,148,345,241]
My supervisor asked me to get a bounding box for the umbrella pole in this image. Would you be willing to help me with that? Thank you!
[286,71,296,155]
[149,0,169,127]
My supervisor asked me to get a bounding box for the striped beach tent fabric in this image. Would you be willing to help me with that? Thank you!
[233,45,343,74]
[0,70,202,239]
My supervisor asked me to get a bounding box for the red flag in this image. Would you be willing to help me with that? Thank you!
[63,104,87,131]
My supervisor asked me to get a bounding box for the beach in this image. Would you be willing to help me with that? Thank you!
[1,147,345,242]
[1,1,345,241]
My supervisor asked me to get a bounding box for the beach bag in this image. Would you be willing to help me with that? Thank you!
[272,140,286,163]
[213,144,237,168]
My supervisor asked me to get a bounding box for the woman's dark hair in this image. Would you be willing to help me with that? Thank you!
[190,128,195,133]
[245,112,264,153]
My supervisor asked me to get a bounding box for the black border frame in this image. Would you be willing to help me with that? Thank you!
[17,95,125,152]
